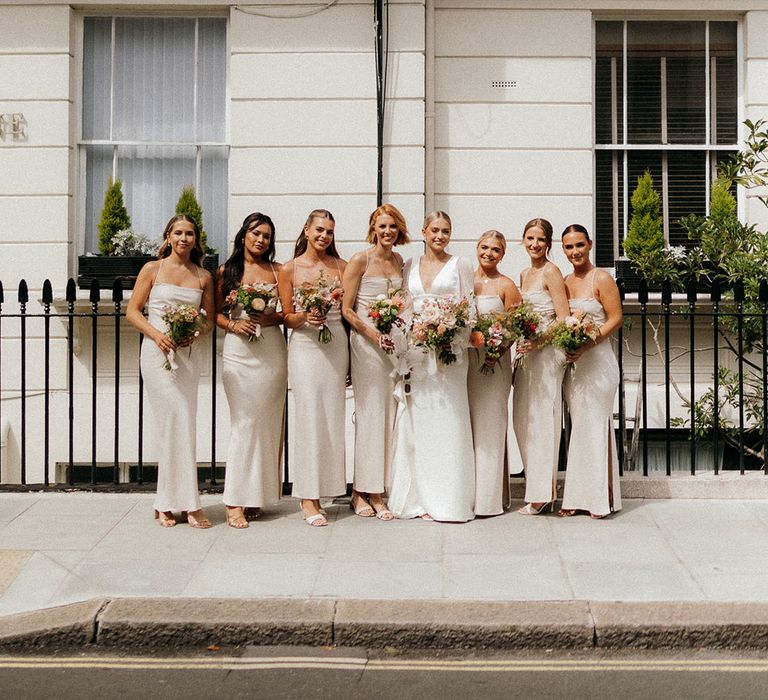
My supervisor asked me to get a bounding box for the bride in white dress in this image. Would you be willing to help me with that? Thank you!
[388,211,476,522]
[559,224,623,518]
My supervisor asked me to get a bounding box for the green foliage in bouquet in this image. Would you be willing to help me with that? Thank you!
[97,179,132,255]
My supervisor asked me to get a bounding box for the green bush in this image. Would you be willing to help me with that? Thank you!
[175,186,213,253]
[97,180,131,255]
[624,170,664,264]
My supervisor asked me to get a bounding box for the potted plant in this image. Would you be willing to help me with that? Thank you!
[77,179,158,290]
[174,185,219,275]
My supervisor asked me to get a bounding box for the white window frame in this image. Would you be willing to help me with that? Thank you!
[74,10,230,259]
[593,16,744,262]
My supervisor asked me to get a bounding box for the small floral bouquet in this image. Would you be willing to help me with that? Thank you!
[226,282,278,341]
[507,301,544,369]
[548,310,601,365]
[410,295,473,368]
[293,270,343,344]
[367,284,407,348]
[470,311,517,375]
[160,303,208,372]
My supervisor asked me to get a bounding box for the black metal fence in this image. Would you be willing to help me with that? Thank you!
[0,276,766,488]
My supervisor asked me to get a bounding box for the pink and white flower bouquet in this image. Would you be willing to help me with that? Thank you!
[160,303,208,372]
[225,282,278,341]
[410,295,473,368]
[293,270,344,344]
[367,284,407,352]
[469,310,517,375]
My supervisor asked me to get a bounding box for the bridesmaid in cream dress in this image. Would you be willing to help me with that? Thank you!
[559,224,623,518]
[341,204,409,521]
[216,213,287,529]
[126,215,215,529]
[468,230,522,516]
[512,218,569,515]
[388,211,476,522]
[278,209,347,527]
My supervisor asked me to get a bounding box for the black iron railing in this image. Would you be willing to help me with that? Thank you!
[0,276,766,488]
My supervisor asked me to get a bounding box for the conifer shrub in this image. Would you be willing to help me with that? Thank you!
[175,186,213,253]
[97,179,132,255]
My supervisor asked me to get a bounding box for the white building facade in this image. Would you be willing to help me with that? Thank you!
[0,0,766,482]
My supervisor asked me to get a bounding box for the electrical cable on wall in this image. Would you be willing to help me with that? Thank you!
[234,0,339,20]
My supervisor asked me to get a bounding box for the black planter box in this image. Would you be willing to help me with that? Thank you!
[614,259,723,296]
[78,254,219,291]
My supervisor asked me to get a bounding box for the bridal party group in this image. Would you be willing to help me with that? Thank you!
[126,205,623,530]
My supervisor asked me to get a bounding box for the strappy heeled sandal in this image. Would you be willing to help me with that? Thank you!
[225,506,249,529]
[370,499,394,521]
[518,502,552,515]
[350,493,375,518]
[183,510,213,529]
[558,509,577,517]
[154,510,176,528]
[302,509,328,527]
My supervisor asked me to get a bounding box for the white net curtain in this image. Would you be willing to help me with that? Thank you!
[81,16,228,254]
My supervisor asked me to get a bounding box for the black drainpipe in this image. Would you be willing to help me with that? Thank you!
[374,0,387,206]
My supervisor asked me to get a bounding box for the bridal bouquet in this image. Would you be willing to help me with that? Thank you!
[293,270,343,344]
[160,303,208,372]
[226,282,278,341]
[548,310,600,363]
[469,311,517,375]
[410,295,473,367]
[367,284,407,341]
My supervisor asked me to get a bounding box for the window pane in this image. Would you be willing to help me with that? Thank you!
[118,145,197,240]
[667,151,706,246]
[84,145,114,253]
[200,146,229,253]
[113,18,196,142]
[198,19,228,142]
[595,150,624,266]
[595,22,624,145]
[82,18,112,140]
[627,22,705,145]
[711,22,738,145]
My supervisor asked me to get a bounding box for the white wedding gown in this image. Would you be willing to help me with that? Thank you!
[388,255,476,522]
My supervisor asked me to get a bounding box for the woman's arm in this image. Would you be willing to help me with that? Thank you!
[501,276,522,311]
[126,261,176,353]
[277,260,308,329]
[543,263,570,320]
[341,252,379,345]
[594,270,623,341]
[214,265,231,333]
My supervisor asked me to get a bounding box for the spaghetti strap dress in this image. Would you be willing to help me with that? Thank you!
[288,265,348,500]
[388,255,476,522]
[468,289,512,516]
[140,265,204,513]
[561,273,622,515]
[512,271,566,505]
[222,270,287,509]
[349,259,402,494]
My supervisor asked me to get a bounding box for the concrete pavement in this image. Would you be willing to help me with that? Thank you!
[2,488,768,649]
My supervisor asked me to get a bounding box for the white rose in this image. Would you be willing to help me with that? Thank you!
[251,298,266,312]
